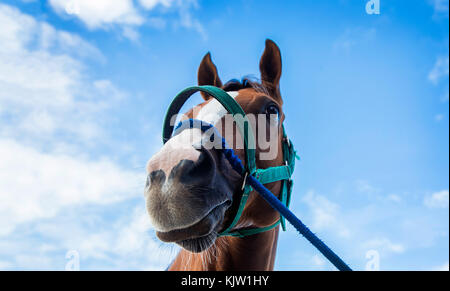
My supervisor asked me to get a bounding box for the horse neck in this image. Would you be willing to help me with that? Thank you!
[168,226,280,271]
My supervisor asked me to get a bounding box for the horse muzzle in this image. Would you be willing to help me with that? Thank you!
[145,143,235,251]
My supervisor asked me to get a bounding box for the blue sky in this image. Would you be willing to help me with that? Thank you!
[0,0,448,271]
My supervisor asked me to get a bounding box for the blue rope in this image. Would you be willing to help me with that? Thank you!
[246,176,352,271]
[174,119,352,271]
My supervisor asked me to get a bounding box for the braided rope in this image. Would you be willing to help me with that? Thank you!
[173,119,352,271]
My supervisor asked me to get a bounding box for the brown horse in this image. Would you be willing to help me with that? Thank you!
[145,39,288,271]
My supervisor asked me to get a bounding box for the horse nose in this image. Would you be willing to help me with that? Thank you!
[146,147,216,190]
[170,149,216,185]
[145,147,220,233]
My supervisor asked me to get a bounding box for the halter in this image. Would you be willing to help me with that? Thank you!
[163,85,295,237]
[162,85,352,271]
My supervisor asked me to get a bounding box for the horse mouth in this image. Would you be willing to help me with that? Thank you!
[156,200,231,253]
[177,232,218,253]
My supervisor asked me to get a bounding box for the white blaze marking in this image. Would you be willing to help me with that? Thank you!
[196,91,239,125]
[227,91,239,98]
[150,91,240,175]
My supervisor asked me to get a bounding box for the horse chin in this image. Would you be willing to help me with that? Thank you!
[177,232,218,253]
[155,200,231,252]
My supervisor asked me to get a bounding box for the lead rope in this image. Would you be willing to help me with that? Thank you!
[174,119,352,271]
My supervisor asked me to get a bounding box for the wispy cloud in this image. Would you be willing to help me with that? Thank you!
[424,190,449,209]
[332,27,377,53]
[0,3,171,270]
[302,190,351,238]
[0,139,142,236]
[45,0,205,40]
[428,56,449,85]
[362,238,406,254]
[138,0,177,10]
[0,203,175,270]
[0,4,122,147]
[48,0,144,29]
[294,180,448,270]
[428,55,449,109]
[355,179,380,195]
[428,0,449,18]
[386,194,402,203]
[310,254,327,270]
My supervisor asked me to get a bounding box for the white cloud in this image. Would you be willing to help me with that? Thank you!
[0,139,142,236]
[0,4,135,229]
[292,181,448,270]
[302,191,351,238]
[122,26,140,42]
[333,27,376,53]
[424,190,449,209]
[355,179,380,195]
[0,5,109,143]
[177,2,206,40]
[428,56,449,85]
[48,0,143,29]
[0,4,122,145]
[0,4,102,59]
[311,255,327,269]
[429,0,449,17]
[45,0,205,40]
[0,4,172,270]
[386,194,402,203]
[138,0,176,10]
[0,204,175,270]
[66,205,174,270]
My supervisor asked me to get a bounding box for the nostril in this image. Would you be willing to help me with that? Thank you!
[172,150,215,185]
[149,170,166,186]
[190,150,214,177]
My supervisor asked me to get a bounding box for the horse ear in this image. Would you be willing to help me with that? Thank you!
[198,52,223,100]
[259,39,282,102]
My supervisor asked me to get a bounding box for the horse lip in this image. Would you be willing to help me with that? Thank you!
[156,200,231,243]
[177,232,218,253]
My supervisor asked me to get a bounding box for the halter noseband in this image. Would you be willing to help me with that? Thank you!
[162,85,296,238]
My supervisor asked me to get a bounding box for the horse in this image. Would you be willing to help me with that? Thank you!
[145,39,289,271]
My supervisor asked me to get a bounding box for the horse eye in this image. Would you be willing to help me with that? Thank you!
[265,104,279,117]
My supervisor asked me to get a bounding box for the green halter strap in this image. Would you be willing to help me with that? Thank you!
[162,85,296,238]
[163,86,256,175]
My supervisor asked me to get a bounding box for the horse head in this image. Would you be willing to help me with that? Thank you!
[145,39,286,254]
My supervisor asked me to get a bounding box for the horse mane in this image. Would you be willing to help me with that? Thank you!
[222,77,270,96]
